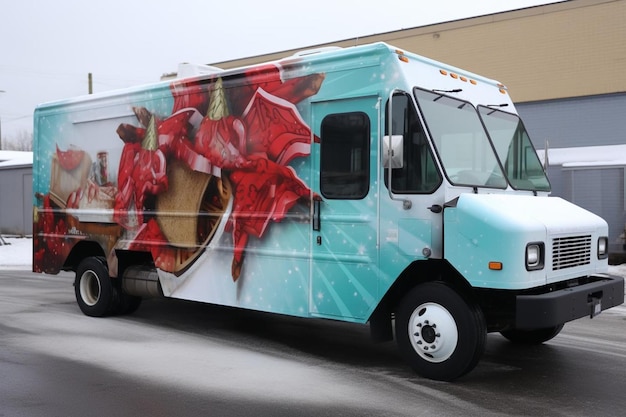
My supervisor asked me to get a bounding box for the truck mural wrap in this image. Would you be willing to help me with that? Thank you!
[34,62,324,308]
[33,43,624,381]
[113,69,322,280]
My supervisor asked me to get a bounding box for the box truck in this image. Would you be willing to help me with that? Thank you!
[33,42,624,380]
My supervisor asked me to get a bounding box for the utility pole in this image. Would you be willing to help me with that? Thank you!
[88,73,93,94]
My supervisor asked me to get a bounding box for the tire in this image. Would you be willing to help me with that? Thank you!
[395,282,486,381]
[74,257,118,317]
[116,292,142,315]
[500,324,564,345]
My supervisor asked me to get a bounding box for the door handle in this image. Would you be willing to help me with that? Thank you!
[428,204,443,213]
[313,195,322,231]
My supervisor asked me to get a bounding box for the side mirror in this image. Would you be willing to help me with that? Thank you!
[383,135,404,169]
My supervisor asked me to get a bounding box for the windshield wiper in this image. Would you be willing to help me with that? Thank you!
[483,103,509,115]
[432,88,462,94]
[431,89,462,102]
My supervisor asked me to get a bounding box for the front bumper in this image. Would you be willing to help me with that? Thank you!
[515,274,625,329]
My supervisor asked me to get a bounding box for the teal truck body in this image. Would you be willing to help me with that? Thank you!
[33,43,624,380]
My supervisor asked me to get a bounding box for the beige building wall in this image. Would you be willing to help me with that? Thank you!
[211,0,626,103]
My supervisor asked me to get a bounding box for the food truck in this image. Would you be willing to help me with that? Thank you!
[32,42,624,380]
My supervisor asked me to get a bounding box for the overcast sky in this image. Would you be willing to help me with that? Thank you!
[0,0,562,141]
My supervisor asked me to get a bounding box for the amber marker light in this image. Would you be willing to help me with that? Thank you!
[395,49,409,63]
[488,262,503,270]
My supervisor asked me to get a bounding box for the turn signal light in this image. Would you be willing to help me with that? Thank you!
[488,262,503,271]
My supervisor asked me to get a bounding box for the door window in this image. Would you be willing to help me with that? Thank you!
[320,112,370,199]
[385,93,441,193]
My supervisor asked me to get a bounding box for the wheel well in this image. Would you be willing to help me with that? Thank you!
[115,249,154,278]
[369,259,475,342]
[63,240,106,272]
[63,241,154,283]
[385,259,474,312]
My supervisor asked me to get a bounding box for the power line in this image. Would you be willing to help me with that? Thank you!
[0,65,153,86]
[0,114,32,123]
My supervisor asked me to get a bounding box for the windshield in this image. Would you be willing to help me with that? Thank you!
[413,88,507,188]
[478,106,550,192]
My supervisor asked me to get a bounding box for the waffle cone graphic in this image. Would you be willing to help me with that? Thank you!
[154,79,233,275]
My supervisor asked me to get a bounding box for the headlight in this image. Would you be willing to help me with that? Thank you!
[598,236,608,259]
[526,242,544,271]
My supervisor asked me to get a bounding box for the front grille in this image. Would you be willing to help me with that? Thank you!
[552,235,592,270]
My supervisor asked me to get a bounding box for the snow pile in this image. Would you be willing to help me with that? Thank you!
[537,144,626,168]
[0,236,32,269]
[0,150,33,168]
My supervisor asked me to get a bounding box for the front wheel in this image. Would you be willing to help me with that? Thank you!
[500,324,564,344]
[74,257,117,317]
[395,282,486,381]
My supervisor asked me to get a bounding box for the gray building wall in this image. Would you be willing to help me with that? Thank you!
[517,93,626,149]
[0,165,33,235]
[518,94,626,252]
[564,167,625,252]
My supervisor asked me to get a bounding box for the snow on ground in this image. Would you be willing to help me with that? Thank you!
[609,263,626,278]
[2,236,626,277]
[0,236,33,270]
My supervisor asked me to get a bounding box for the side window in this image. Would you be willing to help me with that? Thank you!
[384,93,441,193]
[320,112,370,199]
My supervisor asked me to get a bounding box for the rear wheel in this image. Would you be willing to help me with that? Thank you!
[116,292,142,315]
[395,282,486,381]
[500,324,564,344]
[74,257,118,317]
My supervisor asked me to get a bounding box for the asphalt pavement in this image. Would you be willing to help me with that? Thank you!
[1,269,625,417]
